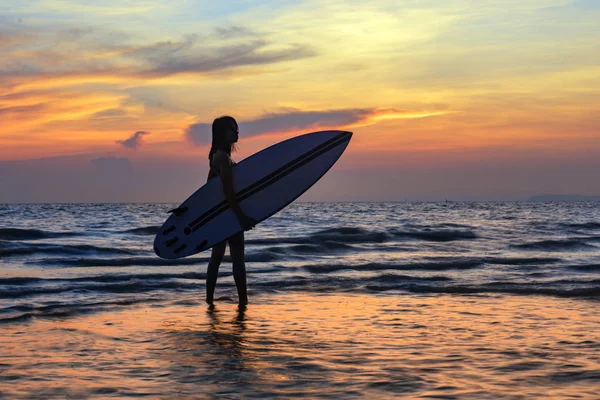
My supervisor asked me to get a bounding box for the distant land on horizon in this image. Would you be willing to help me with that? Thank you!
[528,194,600,202]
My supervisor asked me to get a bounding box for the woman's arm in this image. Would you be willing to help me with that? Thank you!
[214,153,256,230]
[214,153,243,217]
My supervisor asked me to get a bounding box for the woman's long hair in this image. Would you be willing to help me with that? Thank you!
[208,116,237,161]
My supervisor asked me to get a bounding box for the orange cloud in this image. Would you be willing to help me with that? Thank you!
[0,86,196,160]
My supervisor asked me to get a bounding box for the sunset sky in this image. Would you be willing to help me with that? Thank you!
[1,0,599,202]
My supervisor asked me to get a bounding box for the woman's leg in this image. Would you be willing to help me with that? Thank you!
[206,241,226,304]
[228,232,248,305]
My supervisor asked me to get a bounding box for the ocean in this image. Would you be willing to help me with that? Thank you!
[1,202,600,398]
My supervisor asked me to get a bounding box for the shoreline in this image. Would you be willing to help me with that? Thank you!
[2,292,599,399]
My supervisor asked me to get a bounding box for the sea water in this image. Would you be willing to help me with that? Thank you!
[1,202,599,398]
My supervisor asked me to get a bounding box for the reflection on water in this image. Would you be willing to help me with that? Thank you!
[1,293,600,398]
[143,303,255,398]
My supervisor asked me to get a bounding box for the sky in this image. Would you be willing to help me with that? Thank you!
[0,0,599,202]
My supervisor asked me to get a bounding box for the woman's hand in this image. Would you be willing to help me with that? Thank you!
[236,213,258,231]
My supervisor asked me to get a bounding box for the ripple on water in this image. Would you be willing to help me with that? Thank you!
[3,292,598,398]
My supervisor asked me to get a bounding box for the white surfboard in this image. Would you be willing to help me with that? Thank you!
[154,130,352,259]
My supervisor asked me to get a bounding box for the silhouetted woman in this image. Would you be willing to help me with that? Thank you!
[205,116,256,306]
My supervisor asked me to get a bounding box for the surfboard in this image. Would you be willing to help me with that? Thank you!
[154,130,353,259]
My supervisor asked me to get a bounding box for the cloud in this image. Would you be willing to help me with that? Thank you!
[0,24,315,88]
[116,131,150,149]
[126,38,315,77]
[0,104,47,118]
[184,108,449,145]
[213,25,255,39]
[92,108,128,118]
[39,0,161,16]
[0,89,128,136]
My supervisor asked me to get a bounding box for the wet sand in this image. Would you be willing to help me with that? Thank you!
[1,292,599,399]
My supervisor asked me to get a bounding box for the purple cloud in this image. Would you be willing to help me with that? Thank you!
[116,131,149,150]
[185,109,372,146]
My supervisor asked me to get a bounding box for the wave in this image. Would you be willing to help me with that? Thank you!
[265,242,355,255]
[247,227,390,245]
[367,274,451,283]
[312,227,389,242]
[28,249,283,267]
[247,226,477,246]
[0,298,154,324]
[0,243,137,257]
[511,240,597,251]
[560,222,600,230]
[4,280,598,324]
[245,252,284,262]
[255,274,451,292]
[544,278,600,285]
[0,278,202,299]
[484,257,561,265]
[123,226,161,235]
[0,268,295,301]
[303,261,482,274]
[391,229,477,242]
[567,264,600,272]
[576,236,600,242]
[3,272,599,322]
[252,275,600,299]
[0,271,209,287]
[318,226,478,242]
[32,256,210,267]
[30,252,564,270]
[0,228,79,241]
[5,275,599,301]
[434,223,476,229]
[402,283,600,298]
[0,266,282,286]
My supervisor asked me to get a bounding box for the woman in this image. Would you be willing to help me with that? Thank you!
[205,116,256,306]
